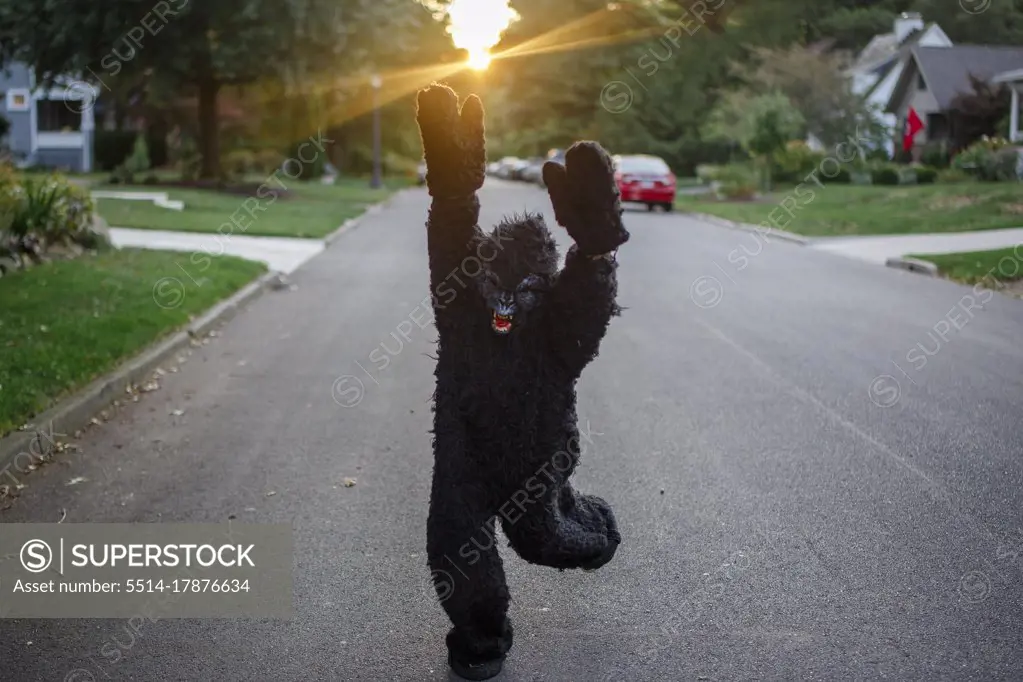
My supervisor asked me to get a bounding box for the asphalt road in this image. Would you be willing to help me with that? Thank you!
[2,178,1023,681]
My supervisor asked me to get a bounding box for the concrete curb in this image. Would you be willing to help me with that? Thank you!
[685,211,811,245]
[885,257,938,276]
[0,270,278,475]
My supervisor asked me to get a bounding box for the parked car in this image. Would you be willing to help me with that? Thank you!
[417,160,427,186]
[520,157,545,184]
[613,154,676,211]
[508,158,532,181]
[494,157,522,179]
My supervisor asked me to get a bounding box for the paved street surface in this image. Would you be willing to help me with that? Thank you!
[810,226,1023,265]
[3,178,1023,680]
[109,227,326,274]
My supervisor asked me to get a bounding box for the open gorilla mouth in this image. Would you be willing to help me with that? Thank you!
[492,311,513,334]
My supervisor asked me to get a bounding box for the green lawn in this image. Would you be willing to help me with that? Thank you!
[676,182,1023,237]
[0,248,266,436]
[910,247,1023,286]
[95,178,403,239]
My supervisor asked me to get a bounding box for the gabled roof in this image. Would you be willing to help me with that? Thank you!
[885,45,1023,113]
[851,23,937,74]
[863,30,931,98]
[916,45,1023,108]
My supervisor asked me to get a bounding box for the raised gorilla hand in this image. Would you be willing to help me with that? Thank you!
[542,141,630,256]
[416,84,486,199]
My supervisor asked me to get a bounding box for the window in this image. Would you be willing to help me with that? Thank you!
[917,73,926,90]
[615,156,670,174]
[5,88,30,111]
[37,99,81,132]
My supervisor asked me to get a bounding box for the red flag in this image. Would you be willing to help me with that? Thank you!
[903,108,924,152]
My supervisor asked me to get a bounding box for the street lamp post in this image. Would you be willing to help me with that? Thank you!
[370,74,382,189]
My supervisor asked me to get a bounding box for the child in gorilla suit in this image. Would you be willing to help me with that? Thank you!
[417,84,629,680]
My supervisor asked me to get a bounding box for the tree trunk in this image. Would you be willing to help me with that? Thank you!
[197,78,221,180]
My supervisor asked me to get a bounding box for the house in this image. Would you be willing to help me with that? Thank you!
[0,62,98,172]
[885,45,1023,155]
[844,12,952,155]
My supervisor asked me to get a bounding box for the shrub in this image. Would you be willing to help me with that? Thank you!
[125,135,150,174]
[914,166,938,184]
[286,137,327,180]
[920,142,950,169]
[223,149,257,178]
[772,140,825,184]
[936,167,974,184]
[0,172,99,266]
[981,148,1020,182]
[826,167,851,184]
[253,149,284,175]
[94,130,138,171]
[695,164,721,185]
[952,136,1017,181]
[871,165,900,185]
[713,164,759,200]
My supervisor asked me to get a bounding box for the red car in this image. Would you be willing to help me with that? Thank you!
[613,154,676,212]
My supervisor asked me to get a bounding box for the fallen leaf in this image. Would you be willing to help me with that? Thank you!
[170,409,185,417]
[66,477,87,486]
[265,491,276,497]
[343,477,357,487]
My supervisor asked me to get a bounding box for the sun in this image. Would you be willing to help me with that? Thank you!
[467,49,492,71]
[445,0,517,71]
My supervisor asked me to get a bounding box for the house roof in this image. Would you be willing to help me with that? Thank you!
[885,45,1023,113]
[851,24,933,74]
[915,45,1023,108]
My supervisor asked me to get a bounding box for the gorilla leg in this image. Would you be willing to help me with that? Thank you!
[427,489,513,679]
[502,479,621,571]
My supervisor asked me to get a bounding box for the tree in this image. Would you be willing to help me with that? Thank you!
[704,91,804,189]
[0,0,442,179]
[948,75,1011,152]
[731,45,877,147]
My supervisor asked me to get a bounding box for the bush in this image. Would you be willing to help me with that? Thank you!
[981,148,1020,182]
[952,136,1017,181]
[0,172,99,267]
[826,167,851,183]
[285,137,327,180]
[871,165,900,185]
[920,142,950,169]
[253,149,284,175]
[713,164,759,200]
[772,140,825,184]
[936,167,974,184]
[223,149,257,178]
[125,135,150,174]
[695,164,722,185]
[94,130,138,171]
[914,166,938,184]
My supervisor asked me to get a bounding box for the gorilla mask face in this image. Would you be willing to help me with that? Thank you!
[478,273,547,334]
[475,215,558,335]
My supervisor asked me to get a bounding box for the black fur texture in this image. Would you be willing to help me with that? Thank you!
[416,84,628,676]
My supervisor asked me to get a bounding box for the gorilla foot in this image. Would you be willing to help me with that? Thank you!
[449,652,504,681]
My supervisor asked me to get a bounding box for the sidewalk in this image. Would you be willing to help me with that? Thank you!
[809,227,1023,265]
[109,227,325,273]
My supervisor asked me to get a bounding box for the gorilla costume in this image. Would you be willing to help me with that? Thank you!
[417,84,629,680]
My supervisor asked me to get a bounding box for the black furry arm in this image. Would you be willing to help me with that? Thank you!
[541,140,627,376]
[544,246,620,377]
[416,84,487,312]
[426,195,485,299]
